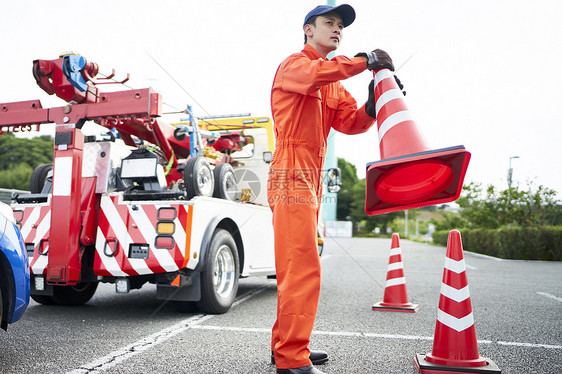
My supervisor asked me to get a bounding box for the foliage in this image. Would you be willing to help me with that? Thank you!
[336,157,359,221]
[432,182,561,261]
[336,158,399,236]
[431,211,468,231]
[389,211,431,237]
[0,163,33,190]
[433,226,562,261]
[0,133,53,190]
[433,182,561,231]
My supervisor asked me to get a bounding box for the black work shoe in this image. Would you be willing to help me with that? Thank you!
[276,365,325,374]
[271,350,329,365]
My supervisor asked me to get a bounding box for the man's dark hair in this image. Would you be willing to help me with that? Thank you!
[304,15,318,44]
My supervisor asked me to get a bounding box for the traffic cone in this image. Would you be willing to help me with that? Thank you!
[365,68,471,215]
[373,233,418,313]
[413,230,501,373]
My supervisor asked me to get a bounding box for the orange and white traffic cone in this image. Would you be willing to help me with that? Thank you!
[413,230,500,373]
[365,68,471,216]
[373,233,418,313]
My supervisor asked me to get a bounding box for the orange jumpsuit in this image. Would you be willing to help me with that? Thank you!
[268,44,376,369]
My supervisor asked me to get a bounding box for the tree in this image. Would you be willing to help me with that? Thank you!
[438,182,561,230]
[430,210,467,231]
[0,163,33,190]
[336,157,358,221]
[336,158,399,235]
[455,183,501,229]
[348,178,400,235]
[0,133,53,190]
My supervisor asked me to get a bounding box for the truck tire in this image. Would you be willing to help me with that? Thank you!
[196,229,239,314]
[213,163,238,201]
[51,282,98,306]
[30,294,55,305]
[30,164,53,193]
[184,156,214,199]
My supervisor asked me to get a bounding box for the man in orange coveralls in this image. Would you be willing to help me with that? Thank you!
[268,4,399,374]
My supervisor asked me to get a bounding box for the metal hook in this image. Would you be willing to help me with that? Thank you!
[91,69,131,86]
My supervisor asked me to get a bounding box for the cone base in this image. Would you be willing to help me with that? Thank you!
[365,146,471,216]
[414,354,501,374]
[372,301,419,313]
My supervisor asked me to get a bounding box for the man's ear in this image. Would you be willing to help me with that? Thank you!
[304,24,313,38]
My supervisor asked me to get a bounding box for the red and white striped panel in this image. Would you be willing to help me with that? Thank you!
[426,230,485,367]
[93,195,191,277]
[374,69,413,143]
[437,256,474,332]
[373,69,427,159]
[384,245,406,288]
[16,205,51,275]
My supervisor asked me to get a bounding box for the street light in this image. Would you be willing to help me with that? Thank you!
[507,155,520,188]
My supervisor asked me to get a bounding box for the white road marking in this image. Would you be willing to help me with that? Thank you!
[192,325,562,350]
[66,282,273,374]
[497,341,562,349]
[465,251,503,261]
[67,283,562,373]
[537,291,562,303]
[67,313,213,374]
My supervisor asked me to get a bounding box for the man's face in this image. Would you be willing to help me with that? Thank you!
[305,12,344,56]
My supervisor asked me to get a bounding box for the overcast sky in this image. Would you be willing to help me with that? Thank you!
[1,0,561,195]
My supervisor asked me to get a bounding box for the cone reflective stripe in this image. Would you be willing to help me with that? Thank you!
[373,233,418,313]
[374,69,427,159]
[365,69,471,216]
[413,230,501,374]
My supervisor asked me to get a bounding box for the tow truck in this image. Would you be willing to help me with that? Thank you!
[0,53,288,314]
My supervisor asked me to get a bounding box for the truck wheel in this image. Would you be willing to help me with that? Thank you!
[184,156,214,199]
[51,282,98,306]
[213,163,238,201]
[30,294,55,305]
[30,164,53,193]
[197,229,239,314]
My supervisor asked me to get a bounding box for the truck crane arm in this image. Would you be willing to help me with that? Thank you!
[0,53,192,182]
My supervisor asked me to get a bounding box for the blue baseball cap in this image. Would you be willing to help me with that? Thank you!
[303,4,356,28]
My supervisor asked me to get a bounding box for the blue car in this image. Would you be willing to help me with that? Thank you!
[0,201,29,330]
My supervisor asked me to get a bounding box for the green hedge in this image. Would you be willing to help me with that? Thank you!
[432,227,562,261]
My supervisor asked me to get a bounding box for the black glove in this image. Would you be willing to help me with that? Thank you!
[394,75,406,96]
[355,49,394,71]
[365,80,376,118]
[365,75,406,118]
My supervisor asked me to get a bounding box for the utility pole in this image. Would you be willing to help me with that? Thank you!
[321,0,339,224]
[404,210,409,238]
[508,155,520,188]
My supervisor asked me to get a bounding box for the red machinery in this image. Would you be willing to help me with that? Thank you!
[1,54,195,184]
[0,54,253,304]
[0,53,195,287]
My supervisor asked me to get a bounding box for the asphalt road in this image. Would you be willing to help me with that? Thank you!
[1,237,561,373]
